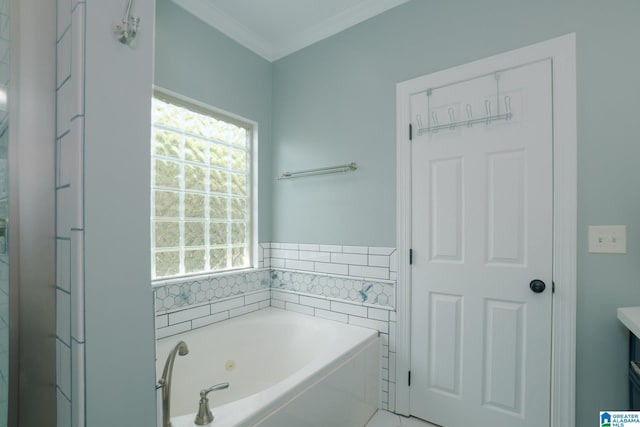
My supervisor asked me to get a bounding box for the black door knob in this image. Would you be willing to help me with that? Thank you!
[530,279,546,293]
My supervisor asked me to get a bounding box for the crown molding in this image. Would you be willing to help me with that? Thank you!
[171,0,410,62]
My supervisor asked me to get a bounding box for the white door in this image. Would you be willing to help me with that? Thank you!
[409,59,553,427]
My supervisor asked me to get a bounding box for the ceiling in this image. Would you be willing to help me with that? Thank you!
[170,0,411,62]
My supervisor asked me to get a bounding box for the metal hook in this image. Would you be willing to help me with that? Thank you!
[431,112,439,132]
[448,108,455,129]
[504,96,512,120]
[465,104,473,127]
[484,99,492,124]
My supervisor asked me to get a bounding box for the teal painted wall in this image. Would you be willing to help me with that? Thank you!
[154,0,273,242]
[155,0,640,423]
[271,0,640,424]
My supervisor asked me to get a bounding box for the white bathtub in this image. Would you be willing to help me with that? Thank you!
[156,307,380,427]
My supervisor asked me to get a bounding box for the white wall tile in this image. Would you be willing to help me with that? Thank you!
[331,253,367,265]
[348,315,388,333]
[299,295,331,310]
[285,302,314,316]
[155,315,168,328]
[270,242,282,249]
[156,322,191,339]
[192,311,229,329]
[57,239,71,292]
[259,242,271,249]
[70,4,85,119]
[259,300,270,310]
[70,230,84,342]
[319,244,342,252]
[314,262,348,275]
[367,307,390,321]
[285,259,314,271]
[56,289,71,345]
[342,245,368,254]
[314,308,348,323]
[389,352,396,383]
[389,251,398,272]
[229,302,260,318]
[280,243,299,250]
[330,301,367,317]
[270,257,284,268]
[57,339,71,398]
[271,290,299,303]
[298,244,319,251]
[299,250,330,262]
[369,247,395,256]
[368,255,390,268]
[71,340,85,427]
[271,249,298,259]
[244,290,270,305]
[57,30,71,88]
[168,304,210,325]
[210,297,244,314]
[348,265,389,280]
[57,0,71,39]
[57,390,72,427]
[270,298,285,309]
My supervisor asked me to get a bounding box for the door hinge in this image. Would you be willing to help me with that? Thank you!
[409,123,413,141]
[408,370,411,386]
[409,249,413,265]
[552,281,555,293]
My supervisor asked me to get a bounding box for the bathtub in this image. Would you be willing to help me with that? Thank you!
[156,307,380,427]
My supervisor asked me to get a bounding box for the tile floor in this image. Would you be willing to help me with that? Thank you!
[365,410,439,427]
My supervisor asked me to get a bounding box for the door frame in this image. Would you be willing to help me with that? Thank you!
[395,33,577,427]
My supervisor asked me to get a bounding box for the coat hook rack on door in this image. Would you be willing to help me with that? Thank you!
[415,72,514,135]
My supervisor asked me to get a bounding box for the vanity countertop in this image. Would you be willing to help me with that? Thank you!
[618,307,640,338]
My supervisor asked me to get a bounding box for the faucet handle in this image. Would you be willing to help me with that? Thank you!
[200,382,229,399]
[194,383,230,426]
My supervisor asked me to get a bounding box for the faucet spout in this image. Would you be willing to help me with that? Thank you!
[158,341,189,427]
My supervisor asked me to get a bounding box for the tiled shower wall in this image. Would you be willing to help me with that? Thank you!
[55,0,85,426]
[154,243,398,412]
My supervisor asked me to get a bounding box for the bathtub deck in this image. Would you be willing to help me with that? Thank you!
[366,410,439,427]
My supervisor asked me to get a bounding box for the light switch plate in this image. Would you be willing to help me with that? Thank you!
[588,225,627,254]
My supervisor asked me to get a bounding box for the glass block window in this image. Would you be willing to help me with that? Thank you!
[151,92,252,280]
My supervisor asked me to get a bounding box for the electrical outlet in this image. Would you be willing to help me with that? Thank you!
[588,225,627,254]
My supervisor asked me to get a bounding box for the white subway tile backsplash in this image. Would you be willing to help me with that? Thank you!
[285,259,314,271]
[271,290,299,304]
[270,258,285,268]
[168,304,210,325]
[348,265,389,280]
[259,300,271,310]
[192,311,229,329]
[244,290,270,305]
[57,0,71,39]
[280,243,299,250]
[368,307,390,321]
[271,249,298,259]
[319,244,342,252]
[342,245,368,254]
[369,247,395,256]
[271,299,285,309]
[389,251,398,272]
[314,262,349,276]
[368,255,390,268]
[156,322,191,339]
[314,309,348,324]
[210,297,245,314]
[156,315,168,328]
[348,315,389,334]
[299,295,331,310]
[389,352,397,383]
[330,301,367,317]
[230,302,260,318]
[57,31,71,88]
[270,242,282,249]
[70,230,84,342]
[285,302,315,316]
[298,244,319,251]
[331,253,367,265]
[299,251,330,262]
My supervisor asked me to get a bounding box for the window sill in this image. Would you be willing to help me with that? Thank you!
[151,266,270,288]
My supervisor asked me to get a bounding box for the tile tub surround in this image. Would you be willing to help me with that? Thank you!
[154,243,399,411]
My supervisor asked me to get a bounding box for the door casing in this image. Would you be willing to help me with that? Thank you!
[395,33,577,427]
